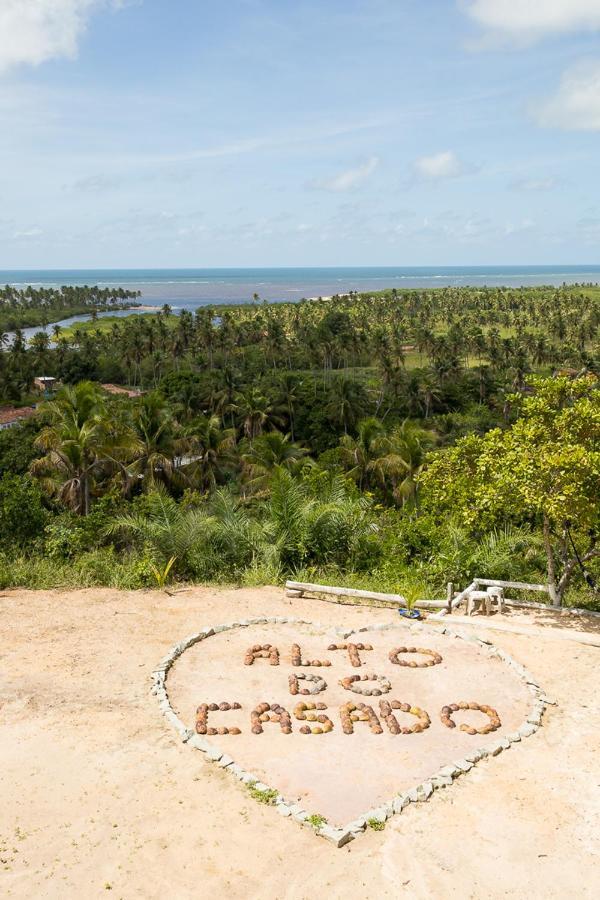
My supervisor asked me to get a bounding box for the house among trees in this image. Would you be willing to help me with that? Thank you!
[101,383,144,399]
[33,376,57,394]
[0,406,37,430]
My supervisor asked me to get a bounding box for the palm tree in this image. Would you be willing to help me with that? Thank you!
[31,381,109,515]
[241,431,310,495]
[369,419,434,508]
[262,468,374,570]
[107,486,210,569]
[338,417,386,490]
[128,392,185,489]
[213,366,241,430]
[234,387,283,440]
[185,414,236,491]
[276,372,302,440]
[417,371,443,418]
[325,376,367,434]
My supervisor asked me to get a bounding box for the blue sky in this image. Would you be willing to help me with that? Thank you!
[1,0,600,267]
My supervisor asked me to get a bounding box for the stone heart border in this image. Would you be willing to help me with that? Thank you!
[152,616,552,848]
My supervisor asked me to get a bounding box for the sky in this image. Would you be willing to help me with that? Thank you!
[1,0,600,268]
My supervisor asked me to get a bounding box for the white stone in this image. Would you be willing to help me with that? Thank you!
[464,750,484,763]
[187,735,210,752]
[320,827,355,848]
[519,722,538,738]
[489,738,510,756]
[291,810,308,823]
[438,765,459,779]
[393,795,410,813]
[431,774,453,788]
[366,806,388,824]
[206,746,223,761]
[168,716,188,735]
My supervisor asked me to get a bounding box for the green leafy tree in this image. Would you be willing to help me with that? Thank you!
[0,473,46,548]
[420,377,600,605]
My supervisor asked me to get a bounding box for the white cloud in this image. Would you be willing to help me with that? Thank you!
[310,156,379,192]
[504,218,535,236]
[463,0,600,45]
[0,0,127,73]
[13,226,43,238]
[510,176,560,192]
[535,60,600,130]
[414,150,470,181]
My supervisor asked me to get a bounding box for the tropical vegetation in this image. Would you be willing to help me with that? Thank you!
[0,283,598,608]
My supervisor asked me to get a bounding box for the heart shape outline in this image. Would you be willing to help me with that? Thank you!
[152,616,547,848]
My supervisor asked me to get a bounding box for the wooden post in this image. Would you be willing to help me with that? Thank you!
[446,582,453,614]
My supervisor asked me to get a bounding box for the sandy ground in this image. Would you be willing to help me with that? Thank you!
[1,586,599,899]
[168,621,531,825]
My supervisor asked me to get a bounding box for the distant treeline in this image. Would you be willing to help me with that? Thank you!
[0,284,141,332]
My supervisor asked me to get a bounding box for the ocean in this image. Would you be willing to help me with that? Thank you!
[2,266,600,310]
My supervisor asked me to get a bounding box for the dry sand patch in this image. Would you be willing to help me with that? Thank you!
[0,586,598,899]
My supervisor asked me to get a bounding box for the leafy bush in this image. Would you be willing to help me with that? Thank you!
[0,473,46,549]
[0,420,40,476]
[44,494,125,559]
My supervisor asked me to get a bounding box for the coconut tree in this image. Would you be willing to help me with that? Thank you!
[185,414,236,491]
[240,431,310,495]
[127,392,185,489]
[324,376,368,434]
[338,417,386,490]
[31,381,110,515]
[369,419,435,508]
[275,372,302,440]
[234,387,283,440]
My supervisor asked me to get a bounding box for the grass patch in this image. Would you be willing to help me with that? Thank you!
[366,817,386,831]
[246,782,279,805]
[306,813,328,830]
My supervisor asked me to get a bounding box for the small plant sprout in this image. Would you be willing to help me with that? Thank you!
[367,818,386,831]
[150,555,176,590]
[401,577,424,613]
[306,813,328,830]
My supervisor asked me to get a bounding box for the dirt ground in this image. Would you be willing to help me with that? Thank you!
[168,620,531,825]
[1,586,599,899]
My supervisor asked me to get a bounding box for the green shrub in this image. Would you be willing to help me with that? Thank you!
[0,473,46,549]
